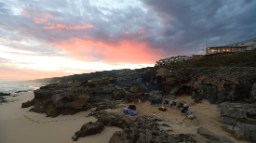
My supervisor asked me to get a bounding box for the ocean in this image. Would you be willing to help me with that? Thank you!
[0,82,42,93]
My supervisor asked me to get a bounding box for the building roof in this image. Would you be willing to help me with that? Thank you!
[207,46,247,49]
[225,37,256,46]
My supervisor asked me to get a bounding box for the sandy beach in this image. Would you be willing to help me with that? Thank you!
[108,95,250,143]
[0,92,122,143]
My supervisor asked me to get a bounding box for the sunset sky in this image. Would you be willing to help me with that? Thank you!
[0,0,256,80]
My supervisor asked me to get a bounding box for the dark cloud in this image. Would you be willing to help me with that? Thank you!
[0,0,256,59]
[141,0,256,55]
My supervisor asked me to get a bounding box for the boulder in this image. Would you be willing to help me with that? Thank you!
[94,111,134,129]
[72,121,104,141]
[21,100,33,108]
[0,92,11,96]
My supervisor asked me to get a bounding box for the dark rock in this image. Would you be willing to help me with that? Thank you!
[94,111,176,143]
[218,102,256,142]
[0,92,11,96]
[150,67,256,104]
[21,100,33,108]
[197,127,234,143]
[72,121,104,141]
[162,123,170,127]
[148,90,162,101]
[251,83,256,100]
[165,94,176,100]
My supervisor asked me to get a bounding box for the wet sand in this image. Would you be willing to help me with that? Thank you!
[0,92,122,143]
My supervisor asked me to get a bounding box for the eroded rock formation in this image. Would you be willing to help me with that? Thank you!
[23,73,160,117]
[150,67,256,104]
[218,102,256,142]
[72,121,104,141]
[90,111,234,143]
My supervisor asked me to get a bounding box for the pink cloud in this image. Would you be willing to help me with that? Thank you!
[43,26,55,29]
[33,17,47,24]
[44,13,51,18]
[125,31,130,34]
[51,38,163,64]
[56,24,66,28]
[22,12,31,17]
[43,24,94,30]
[138,28,145,34]
[68,24,94,30]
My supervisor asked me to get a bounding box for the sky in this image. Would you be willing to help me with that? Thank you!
[0,0,256,80]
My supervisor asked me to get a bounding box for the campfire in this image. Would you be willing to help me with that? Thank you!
[158,106,167,111]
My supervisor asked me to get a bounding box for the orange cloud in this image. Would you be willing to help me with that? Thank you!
[43,24,94,30]
[125,31,130,34]
[138,28,145,34]
[33,17,47,24]
[52,38,162,64]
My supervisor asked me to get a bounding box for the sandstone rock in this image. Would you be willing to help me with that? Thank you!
[72,121,104,141]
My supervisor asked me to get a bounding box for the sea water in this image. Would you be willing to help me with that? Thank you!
[0,82,39,94]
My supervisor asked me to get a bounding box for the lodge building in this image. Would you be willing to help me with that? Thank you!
[203,38,256,55]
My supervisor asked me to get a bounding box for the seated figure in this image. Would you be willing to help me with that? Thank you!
[177,103,184,108]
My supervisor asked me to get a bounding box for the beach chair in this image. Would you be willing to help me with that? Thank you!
[170,101,177,107]
[151,100,157,105]
[186,112,194,119]
[164,100,169,106]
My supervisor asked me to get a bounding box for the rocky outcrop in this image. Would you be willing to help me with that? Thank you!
[24,73,158,117]
[21,100,33,108]
[218,102,256,142]
[195,127,234,143]
[91,111,234,143]
[251,83,256,100]
[147,90,162,101]
[93,111,134,129]
[150,67,256,104]
[0,92,10,96]
[72,121,104,141]
[29,86,90,117]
